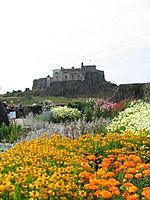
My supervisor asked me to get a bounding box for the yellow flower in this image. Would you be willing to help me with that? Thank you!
[78,190,87,197]
[29,190,40,198]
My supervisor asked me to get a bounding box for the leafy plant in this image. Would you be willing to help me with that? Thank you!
[0,123,9,141]
[51,106,81,123]
[67,100,86,113]
[83,98,95,121]
[0,123,24,142]
[9,124,23,143]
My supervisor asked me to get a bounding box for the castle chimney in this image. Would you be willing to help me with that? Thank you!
[81,62,84,67]
[72,66,74,69]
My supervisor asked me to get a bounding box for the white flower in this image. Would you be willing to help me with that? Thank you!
[107,100,150,133]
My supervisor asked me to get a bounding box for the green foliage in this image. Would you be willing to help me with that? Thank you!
[0,123,9,141]
[0,123,23,142]
[32,88,44,96]
[83,98,95,121]
[67,100,86,113]
[9,124,23,143]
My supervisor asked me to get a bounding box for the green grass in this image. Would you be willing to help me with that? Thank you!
[2,96,88,106]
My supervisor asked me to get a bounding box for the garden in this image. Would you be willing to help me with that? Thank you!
[0,98,150,199]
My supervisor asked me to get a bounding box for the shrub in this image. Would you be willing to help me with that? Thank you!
[67,100,86,113]
[110,99,130,118]
[93,98,117,119]
[51,106,81,123]
[83,98,122,121]
[107,99,150,133]
[83,98,95,121]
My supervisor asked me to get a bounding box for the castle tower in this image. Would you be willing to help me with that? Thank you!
[47,75,51,87]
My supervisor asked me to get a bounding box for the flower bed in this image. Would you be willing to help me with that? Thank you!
[107,100,150,133]
[0,131,149,199]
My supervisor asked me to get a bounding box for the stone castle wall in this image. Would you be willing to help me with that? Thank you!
[32,63,118,97]
[32,63,105,89]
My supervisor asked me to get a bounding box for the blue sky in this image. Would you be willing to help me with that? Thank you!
[0,0,150,94]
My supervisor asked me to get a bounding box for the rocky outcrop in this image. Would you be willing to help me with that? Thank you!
[32,64,118,98]
[44,71,118,98]
[110,82,150,102]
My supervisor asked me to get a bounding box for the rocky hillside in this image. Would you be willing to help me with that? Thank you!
[44,71,118,98]
[110,82,150,102]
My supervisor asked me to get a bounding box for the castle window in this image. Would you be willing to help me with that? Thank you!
[71,74,74,79]
[78,75,80,78]
[65,75,67,80]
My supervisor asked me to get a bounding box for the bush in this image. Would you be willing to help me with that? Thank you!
[51,106,81,123]
[83,98,118,121]
[67,100,86,113]
[107,99,150,133]
[83,98,95,121]
[93,98,117,119]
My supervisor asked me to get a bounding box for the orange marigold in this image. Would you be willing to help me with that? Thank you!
[101,190,112,199]
[124,182,134,188]
[113,189,120,196]
[109,178,120,186]
[98,179,109,187]
[97,169,106,177]
[79,171,90,178]
[114,161,121,167]
[94,189,101,198]
[118,156,126,161]
[143,169,150,177]
[87,155,96,161]
[89,174,97,179]
[125,173,133,179]
[142,187,150,200]
[126,186,138,193]
[109,186,117,191]
[84,183,98,190]
[123,191,130,199]
[124,161,136,167]
[126,193,139,200]
[128,155,141,163]
[115,168,121,174]
[135,173,142,179]
[106,172,115,178]
[127,167,136,174]
[90,179,99,185]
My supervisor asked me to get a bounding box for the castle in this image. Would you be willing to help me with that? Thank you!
[32,62,105,89]
[32,62,117,97]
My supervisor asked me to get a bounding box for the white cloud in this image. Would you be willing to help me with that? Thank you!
[0,0,150,93]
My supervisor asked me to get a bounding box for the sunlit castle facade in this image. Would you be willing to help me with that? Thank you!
[32,62,105,89]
